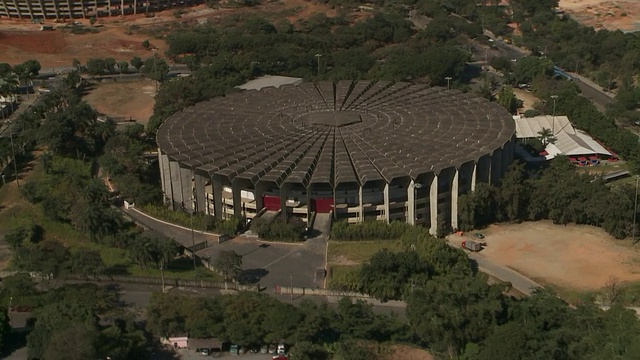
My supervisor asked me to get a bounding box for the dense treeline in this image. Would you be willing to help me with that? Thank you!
[149,11,473,134]
[0,277,152,359]
[147,291,409,359]
[458,159,635,238]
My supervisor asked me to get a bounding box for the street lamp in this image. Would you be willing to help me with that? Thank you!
[315,54,322,76]
[550,95,559,135]
[445,77,452,90]
[8,296,12,328]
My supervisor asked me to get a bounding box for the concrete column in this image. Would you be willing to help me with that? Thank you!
[194,172,206,214]
[232,181,242,218]
[134,0,136,14]
[180,166,192,207]
[255,182,265,213]
[25,0,34,19]
[280,184,289,223]
[158,149,171,205]
[0,0,8,17]
[407,180,415,225]
[65,0,72,18]
[490,149,503,186]
[501,144,510,174]
[383,183,390,223]
[14,0,22,18]
[429,174,438,235]
[471,162,477,192]
[358,186,364,222]
[211,175,223,220]
[450,169,459,231]
[120,0,124,15]
[169,160,184,210]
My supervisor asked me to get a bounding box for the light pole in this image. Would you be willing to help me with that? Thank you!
[315,54,322,76]
[8,119,19,188]
[186,196,196,272]
[445,77,452,90]
[8,296,12,328]
[633,176,639,244]
[550,95,559,135]
[159,263,166,293]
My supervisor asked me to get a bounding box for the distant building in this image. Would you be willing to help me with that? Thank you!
[513,115,612,162]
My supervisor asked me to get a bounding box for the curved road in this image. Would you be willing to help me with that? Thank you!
[468,252,542,296]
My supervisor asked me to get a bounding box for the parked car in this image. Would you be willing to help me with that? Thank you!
[239,347,247,354]
[268,344,277,354]
[230,344,239,356]
[261,345,269,354]
[277,344,286,355]
[474,233,485,239]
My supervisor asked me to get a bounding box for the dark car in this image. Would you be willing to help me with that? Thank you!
[474,233,485,239]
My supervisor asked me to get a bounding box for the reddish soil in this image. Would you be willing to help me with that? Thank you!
[559,0,640,32]
[389,345,434,360]
[0,31,68,54]
[478,221,640,291]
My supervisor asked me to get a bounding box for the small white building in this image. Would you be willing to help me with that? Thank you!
[513,115,611,160]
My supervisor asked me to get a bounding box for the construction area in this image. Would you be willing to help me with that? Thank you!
[559,0,640,32]
[476,221,640,291]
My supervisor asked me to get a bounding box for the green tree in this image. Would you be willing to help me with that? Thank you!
[214,250,243,284]
[537,127,556,145]
[118,60,129,77]
[496,86,518,114]
[142,55,170,83]
[0,307,10,351]
[130,56,143,71]
[70,250,105,278]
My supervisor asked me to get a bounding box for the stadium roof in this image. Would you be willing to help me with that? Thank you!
[514,115,611,159]
[158,80,516,187]
[235,75,303,91]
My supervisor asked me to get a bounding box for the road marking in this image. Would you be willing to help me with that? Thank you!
[263,248,299,269]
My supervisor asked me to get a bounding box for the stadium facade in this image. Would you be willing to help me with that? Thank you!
[157,80,516,234]
[0,0,200,19]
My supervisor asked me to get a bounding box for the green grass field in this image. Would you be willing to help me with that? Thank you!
[327,240,404,264]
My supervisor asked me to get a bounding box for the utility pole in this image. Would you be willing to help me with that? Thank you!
[634,176,639,244]
[290,272,293,301]
[551,95,559,135]
[413,183,423,249]
[190,197,196,272]
[160,262,166,293]
[8,297,12,328]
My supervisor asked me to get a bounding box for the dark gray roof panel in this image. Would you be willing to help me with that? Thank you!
[157,81,516,187]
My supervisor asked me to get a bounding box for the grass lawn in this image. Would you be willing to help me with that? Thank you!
[327,264,360,290]
[327,240,404,264]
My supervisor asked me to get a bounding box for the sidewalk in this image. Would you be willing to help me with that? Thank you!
[568,71,615,99]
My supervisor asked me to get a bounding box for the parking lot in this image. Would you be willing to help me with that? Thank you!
[196,236,326,289]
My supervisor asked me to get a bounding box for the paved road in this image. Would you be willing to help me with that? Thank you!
[468,253,542,296]
[123,207,326,289]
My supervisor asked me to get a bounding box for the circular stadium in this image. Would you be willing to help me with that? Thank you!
[157,80,516,234]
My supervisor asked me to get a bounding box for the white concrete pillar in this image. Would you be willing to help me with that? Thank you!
[471,162,477,192]
[358,186,364,222]
[407,180,416,225]
[169,160,183,209]
[451,169,459,231]
[158,148,170,205]
[211,175,223,220]
[383,183,390,223]
[429,174,438,235]
[194,173,206,213]
[180,166,192,207]
[232,181,242,218]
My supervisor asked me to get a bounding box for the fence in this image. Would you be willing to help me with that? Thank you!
[274,285,372,299]
[64,274,261,292]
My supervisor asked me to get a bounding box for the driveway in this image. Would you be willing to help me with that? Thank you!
[123,207,326,289]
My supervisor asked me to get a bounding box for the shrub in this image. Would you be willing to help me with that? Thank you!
[330,220,413,241]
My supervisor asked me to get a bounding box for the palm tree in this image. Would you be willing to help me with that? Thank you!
[537,127,557,146]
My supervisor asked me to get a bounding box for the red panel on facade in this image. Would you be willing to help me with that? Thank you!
[263,195,281,211]
[313,198,334,213]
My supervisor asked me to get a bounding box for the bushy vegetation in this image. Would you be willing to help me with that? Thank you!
[0,279,151,359]
[458,159,635,238]
[250,215,306,242]
[330,220,413,241]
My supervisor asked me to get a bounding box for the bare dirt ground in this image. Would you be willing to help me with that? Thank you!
[83,79,156,123]
[479,221,640,291]
[559,0,640,32]
[513,88,539,114]
[0,0,336,68]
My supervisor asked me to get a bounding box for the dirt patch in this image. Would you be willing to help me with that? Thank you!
[388,345,434,360]
[478,221,640,290]
[83,79,156,124]
[513,88,539,113]
[559,0,640,32]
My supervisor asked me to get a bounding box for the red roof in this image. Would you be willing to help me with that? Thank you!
[578,157,588,161]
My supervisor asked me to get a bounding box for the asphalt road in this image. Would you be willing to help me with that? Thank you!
[468,253,541,296]
[123,207,326,289]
